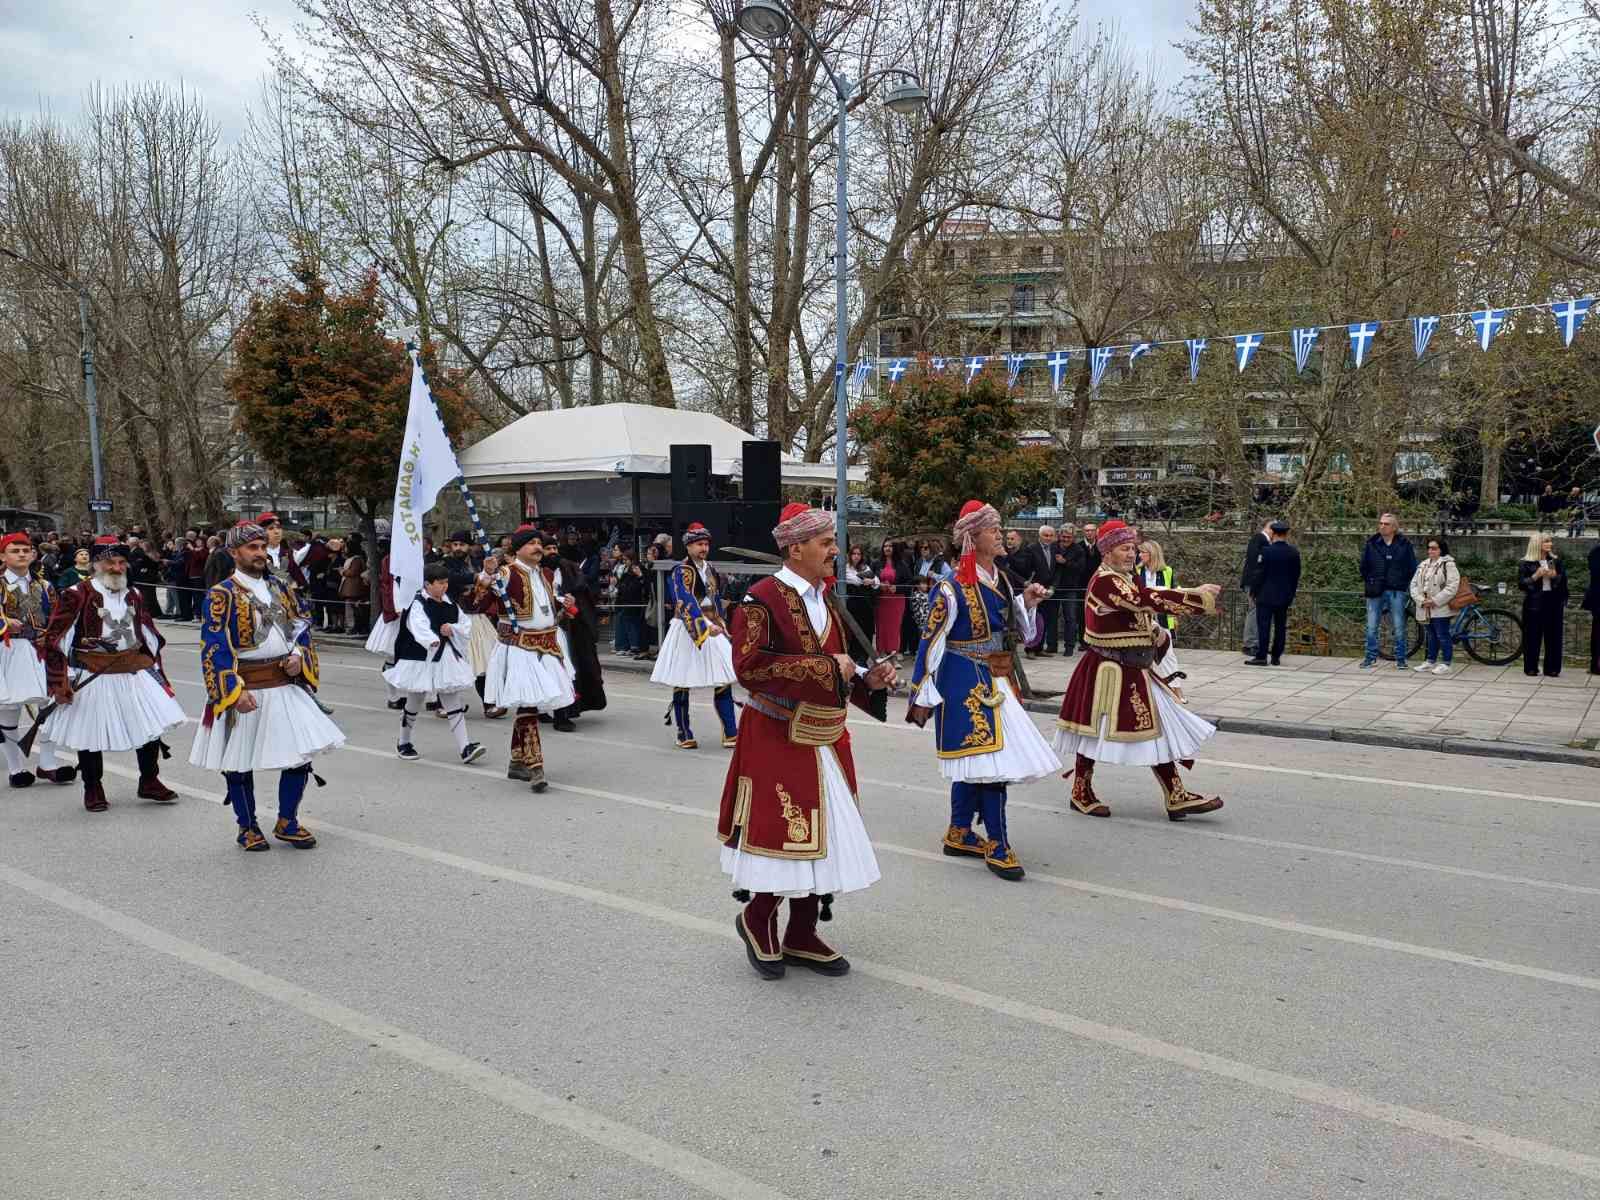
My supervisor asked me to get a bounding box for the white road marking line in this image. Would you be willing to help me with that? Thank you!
[35,810,1597,1184]
[457,724,1600,901]
[0,863,798,1200]
[103,753,1600,993]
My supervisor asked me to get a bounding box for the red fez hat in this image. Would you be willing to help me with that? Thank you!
[0,531,33,552]
[256,511,281,525]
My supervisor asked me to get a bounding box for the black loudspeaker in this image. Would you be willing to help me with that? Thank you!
[742,440,781,503]
[671,501,782,558]
[671,444,713,503]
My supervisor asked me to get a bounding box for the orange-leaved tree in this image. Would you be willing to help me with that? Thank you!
[227,260,474,606]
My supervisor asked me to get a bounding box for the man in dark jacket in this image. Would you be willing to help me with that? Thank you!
[1239,520,1271,656]
[548,555,606,730]
[1017,526,1060,655]
[1056,522,1101,653]
[1359,512,1418,668]
[1246,521,1301,666]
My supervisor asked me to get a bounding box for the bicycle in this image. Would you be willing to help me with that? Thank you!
[1375,594,1523,666]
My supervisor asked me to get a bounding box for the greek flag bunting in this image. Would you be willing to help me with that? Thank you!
[1186,338,1207,382]
[1411,315,1439,360]
[1550,297,1592,347]
[965,355,985,385]
[930,356,946,373]
[1128,342,1153,370]
[886,358,909,383]
[1347,322,1379,369]
[1234,332,1263,373]
[1089,346,1114,390]
[1291,327,1319,374]
[1006,353,1027,388]
[1047,349,1074,393]
[1469,308,1507,352]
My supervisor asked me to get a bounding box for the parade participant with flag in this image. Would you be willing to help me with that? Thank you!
[39,537,184,813]
[650,522,739,749]
[1053,519,1226,821]
[191,524,345,850]
[907,501,1060,881]
[386,561,486,765]
[1,532,75,788]
[474,527,575,793]
[717,504,895,980]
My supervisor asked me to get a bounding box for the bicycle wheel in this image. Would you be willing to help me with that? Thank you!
[1375,611,1426,661]
[1460,606,1524,666]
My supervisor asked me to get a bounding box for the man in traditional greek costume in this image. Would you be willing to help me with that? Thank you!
[1054,519,1226,820]
[475,527,576,794]
[650,522,739,749]
[908,501,1060,881]
[190,524,345,850]
[1,532,75,788]
[717,505,895,980]
[40,538,185,812]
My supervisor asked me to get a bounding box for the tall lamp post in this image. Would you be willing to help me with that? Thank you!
[735,0,928,591]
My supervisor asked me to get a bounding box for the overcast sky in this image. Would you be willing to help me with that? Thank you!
[0,0,1196,136]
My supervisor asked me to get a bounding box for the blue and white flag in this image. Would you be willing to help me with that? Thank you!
[1411,315,1439,360]
[1234,332,1263,373]
[1006,353,1027,388]
[1128,342,1153,370]
[850,357,873,396]
[1089,346,1114,390]
[930,356,946,374]
[1291,327,1319,374]
[1047,349,1074,394]
[1347,321,1379,369]
[389,352,466,613]
[1186,338,1207,382]
[1551,297,1592,347]
[886,357,909,383]
[1469,308,1507,352]
[965,355,985,385]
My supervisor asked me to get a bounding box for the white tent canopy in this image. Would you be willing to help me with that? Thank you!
[457,402,863,487]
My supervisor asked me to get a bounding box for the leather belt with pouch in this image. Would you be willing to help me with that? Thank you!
[948,643,1015,680]
[1094,645,1157,669]
[72,648,156,675]
[745,691,848,747]
[237,659,295,690]
[497,625,563,657]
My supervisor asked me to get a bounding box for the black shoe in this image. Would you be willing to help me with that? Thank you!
[537,712,554,725]
[553,718,577,732]
[397,743,420,761]
[736,914,785,981]
[460,742,486,764]
[1243,657,1269,666]
[35,765,77,785]
[9,771,35,789]
[507,764,532,782]
[386,698,407,711]
[1270,658,1281,666]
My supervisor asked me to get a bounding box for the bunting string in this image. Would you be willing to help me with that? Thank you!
[851,294,1594,389]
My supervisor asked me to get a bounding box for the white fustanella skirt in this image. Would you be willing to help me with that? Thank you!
[718,746,881,897]
[650,623,737,689]
[188,683,346,772]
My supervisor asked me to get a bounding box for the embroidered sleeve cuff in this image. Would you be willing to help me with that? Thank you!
[213,670,244,712]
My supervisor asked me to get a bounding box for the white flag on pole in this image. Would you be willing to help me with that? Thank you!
[388,353,463,611]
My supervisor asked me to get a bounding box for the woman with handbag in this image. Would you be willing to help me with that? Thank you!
[1408,536,1461,675]
[1518,533,1568,677]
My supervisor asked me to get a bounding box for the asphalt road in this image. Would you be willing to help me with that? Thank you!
[3,631,1598,1199]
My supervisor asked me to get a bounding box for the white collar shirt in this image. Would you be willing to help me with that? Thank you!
[775,566,828,637]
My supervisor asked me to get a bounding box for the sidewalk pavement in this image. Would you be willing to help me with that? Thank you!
[1007,647,1600,750]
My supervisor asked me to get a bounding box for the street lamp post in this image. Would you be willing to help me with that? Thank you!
[735,0,928,593]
